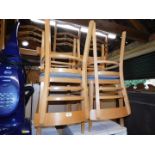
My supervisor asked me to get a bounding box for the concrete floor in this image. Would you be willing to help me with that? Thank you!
[32,120,127,135]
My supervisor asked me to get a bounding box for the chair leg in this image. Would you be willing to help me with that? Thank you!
[89,81,94,110]
[56,127,64,135]
[119,118,124,127]
[67,92,72,112]
[81,122,85,134]
[36,127,41,135]
[88,81,94,132]
[118,91,124,126]
[88,120,92,132]
[67,104,72,112]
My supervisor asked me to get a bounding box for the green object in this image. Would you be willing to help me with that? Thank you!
[125,79,146,88]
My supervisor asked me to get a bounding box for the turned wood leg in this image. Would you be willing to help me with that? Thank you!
[81,122,85,134]
[36,127,41,135]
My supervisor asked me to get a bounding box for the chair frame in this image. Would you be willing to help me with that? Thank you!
[34,20,94,134]
[88,22,131,127]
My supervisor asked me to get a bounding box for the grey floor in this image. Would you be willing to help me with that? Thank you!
[32,120,127,135]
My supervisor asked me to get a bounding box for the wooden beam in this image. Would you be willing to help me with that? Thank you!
[109,40,155,61]
[128,19,149,34]
[60,19,149,41]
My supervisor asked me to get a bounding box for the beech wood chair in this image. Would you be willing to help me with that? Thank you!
[34,20,94,134]
[87,21,131,131]
[18,25,43,56]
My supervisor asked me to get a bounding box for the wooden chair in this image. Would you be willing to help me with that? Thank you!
[34,20,93,134]
[18,25,44,84]
[18,25,42,44]
[18,25,43,56]
[87,21,131,130]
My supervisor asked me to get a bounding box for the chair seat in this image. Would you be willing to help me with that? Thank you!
[40,72,82,79]
[40,73,119,80]
[88,75,119,81]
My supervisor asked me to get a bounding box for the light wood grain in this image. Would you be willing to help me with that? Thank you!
[87,23,131,126]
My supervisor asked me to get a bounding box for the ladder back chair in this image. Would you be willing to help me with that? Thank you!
[18,25,43,56]
[34,20,93,134]
[87,21,131,130]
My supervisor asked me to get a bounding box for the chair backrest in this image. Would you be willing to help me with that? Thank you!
[88,35,108,72]
[53,20,81,56]
[18,25,43,49]
[17,24,43,57]
[89,21,131,120]
[49,21,82,70]
[89,36,108,57]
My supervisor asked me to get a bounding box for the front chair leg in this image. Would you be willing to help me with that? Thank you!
[36,127,42,135]
[88,120,92,132]
[119,118,124,127]
[81,122,85,134]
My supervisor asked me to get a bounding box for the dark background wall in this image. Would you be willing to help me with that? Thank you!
[125,91,155,135]
[124,52,155,80]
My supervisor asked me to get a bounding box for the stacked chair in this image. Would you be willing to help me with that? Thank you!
[18,25,44,84]
[18,25,43,56]
[34,19,131,134]
[87,21,131,130]
[34,20,94,134]
[19,25,42,45]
